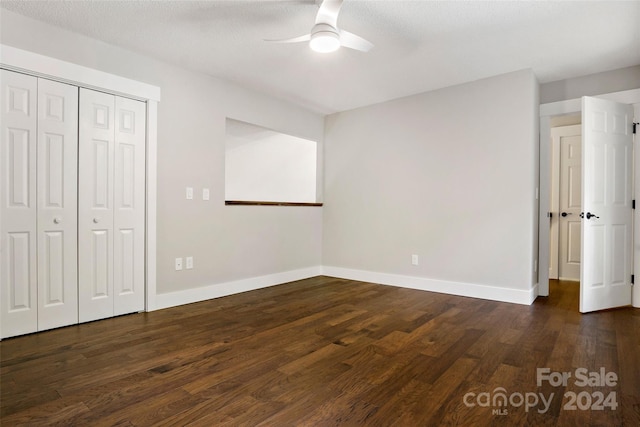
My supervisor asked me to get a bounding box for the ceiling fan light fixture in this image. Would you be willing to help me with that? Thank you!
[265,1,372,53]
[310,30,340,53]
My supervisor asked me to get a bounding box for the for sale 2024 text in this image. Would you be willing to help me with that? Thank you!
[463,367,619,415]
[537,367,618,412]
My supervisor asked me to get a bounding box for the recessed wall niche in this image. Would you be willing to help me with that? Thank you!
[225,118,319,205]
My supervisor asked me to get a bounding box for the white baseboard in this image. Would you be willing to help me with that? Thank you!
[322,266,538,305]
[153,264,539,311]
[154,266,322,310]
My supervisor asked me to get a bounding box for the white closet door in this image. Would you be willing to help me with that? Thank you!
[37,78,79,331]
[78,89,115,323]
[0,70,38,338]
[114,97,146,315]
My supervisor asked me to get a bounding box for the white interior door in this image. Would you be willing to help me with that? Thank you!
[78,88,115,323]
[0,70,38,338]
[558,131,582,280]
[113,96,146,315]
[37,78,79,331]
[580,96,634,313]
[550,124,582,280]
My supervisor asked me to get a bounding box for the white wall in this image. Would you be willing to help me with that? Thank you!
[540,65,640,104]
[323,69,539,303]
[1,10,324,299]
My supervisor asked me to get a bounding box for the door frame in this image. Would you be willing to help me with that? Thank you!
[0,44,161,311]
[538,88,640,307]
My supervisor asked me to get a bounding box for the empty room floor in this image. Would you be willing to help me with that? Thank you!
[1,277,639,426]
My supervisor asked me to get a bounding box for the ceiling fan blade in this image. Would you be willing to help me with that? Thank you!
[264,34,311,44]
[339,30,374,52]
[315,0,343,28]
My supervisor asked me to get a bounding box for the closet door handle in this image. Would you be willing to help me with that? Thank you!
[93,217,100,224]
[53,217,61,224]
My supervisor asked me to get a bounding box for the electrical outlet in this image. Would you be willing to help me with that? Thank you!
[411,254,419,266]
[186,256,193,269]
[175,257,183,271]
[186,187,194,200]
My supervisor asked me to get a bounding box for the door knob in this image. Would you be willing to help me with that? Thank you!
[561,212,572,217]
[93,218,100,224]
[585,212,599,220]
[53,217,61,224]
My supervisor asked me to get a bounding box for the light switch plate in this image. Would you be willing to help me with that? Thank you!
[186,256,193,269]
[202,188,210,201]
[175,257,183,271]
[186,187,194,200]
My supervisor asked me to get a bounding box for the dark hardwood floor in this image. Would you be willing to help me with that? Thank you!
[1,277,639,426]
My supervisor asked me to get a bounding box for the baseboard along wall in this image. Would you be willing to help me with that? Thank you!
[154,265,538,311]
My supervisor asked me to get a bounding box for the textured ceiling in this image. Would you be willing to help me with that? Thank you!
[2,0,639,114]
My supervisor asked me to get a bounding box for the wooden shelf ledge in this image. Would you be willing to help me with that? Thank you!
[225,200,323,207]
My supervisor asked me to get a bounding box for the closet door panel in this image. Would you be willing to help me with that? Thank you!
[114,97,146,315]
[37,78,79,331]
[1,70,38,338]
[79,89,115,323]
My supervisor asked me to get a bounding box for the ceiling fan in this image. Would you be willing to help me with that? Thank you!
[265,0,374,53]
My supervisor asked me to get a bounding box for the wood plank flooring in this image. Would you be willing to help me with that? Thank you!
[1,277,639,426]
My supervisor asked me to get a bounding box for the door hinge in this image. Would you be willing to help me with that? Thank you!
[632,275,635,285]
[548,212,553,219]
[634,122,639,134]
[633,200,636,210]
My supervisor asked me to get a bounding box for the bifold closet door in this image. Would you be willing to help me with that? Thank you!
[78,89,146,323]
[1,70,38,338]
[79,89,115,322]
[113,96,146,316]
[37,78,79,331]
[1,71,78,338]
